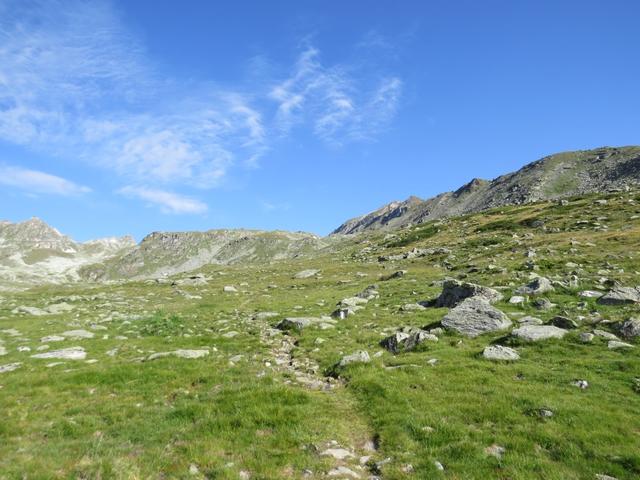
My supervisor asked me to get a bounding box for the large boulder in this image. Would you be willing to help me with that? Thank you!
[434,279,503,308]
[597,286,640,306]
[380,328,438,354]
[441,297,512,337]
[619,317,640,338]
[512,325,567,342]
[516,277,555,295]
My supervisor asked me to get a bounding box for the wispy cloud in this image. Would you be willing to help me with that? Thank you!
[0,164,90,196]
[0,0,267,192]
[269,47,402,144]
[117,186,207,215]
[0,1,403,212]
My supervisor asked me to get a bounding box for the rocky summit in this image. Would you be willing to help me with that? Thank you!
[1,148,640,479]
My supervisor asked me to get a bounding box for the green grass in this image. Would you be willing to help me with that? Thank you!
[1,190,639,478]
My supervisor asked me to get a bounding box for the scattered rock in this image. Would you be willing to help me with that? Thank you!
[327,466,360,478]
[441,297,512,337]
[31,347,86,360]
[593,329,618,340]
[485,444,506,459]
[580,332,595,343]
[608,340,635,350]
[512,325,568,342]
[0,362,21,373]
[433,279,503,307]
[619,317,640,338]
[597,286,640,305]
[338,351,371,367]
[147,349,210,360]
[321,448,354,460]
[276,317,331,331]
[483,345,520,361]
[516,277,555,295]
[509,296,525,304]
[223,285,238,293]
[293,269,320,279]
[571,379,589,389]
[579,290,603,299]
[380,328,438,354]
[551,316,579,329]
[62,329,95,339]
[518,316,544,325]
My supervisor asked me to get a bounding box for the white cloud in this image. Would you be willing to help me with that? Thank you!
[0,1,403,203]
[269,48,402,144]
[117,186,207,215]
[0,0,267,187]
[0,164,90,196]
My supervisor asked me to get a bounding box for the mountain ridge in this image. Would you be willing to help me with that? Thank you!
[332,145,640,234]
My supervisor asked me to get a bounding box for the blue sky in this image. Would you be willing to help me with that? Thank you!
[0,0,638,241]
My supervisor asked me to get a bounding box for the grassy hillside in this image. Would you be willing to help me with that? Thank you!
[1,190,639,479]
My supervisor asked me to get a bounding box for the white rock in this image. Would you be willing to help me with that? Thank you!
[483,345,520,361]
[321,448,354,460]
[62,329,95,340]
[512,325,568,342]
[147,349,210,360]
[0,362,21,373]
[31,347,86,360]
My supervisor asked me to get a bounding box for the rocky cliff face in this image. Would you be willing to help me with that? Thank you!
[332,146,640,234]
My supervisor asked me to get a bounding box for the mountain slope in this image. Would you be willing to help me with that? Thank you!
[0,218,135,289]
[80,229,330,280]
[333,146,640,234]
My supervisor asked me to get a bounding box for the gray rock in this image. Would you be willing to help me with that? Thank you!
[147,349,209,360]
[62,329,95,339]
[571,379,589,389]
[593,329,618,340]
[533,298,556,310]
[509,295,525,304]
[223,285,238,293]
[578,290,603,299]
[597,286,640,305]
[31,347,86,360]
[485,444,506,459]
[608,340,635,350]
[41,335,65,342]
[381,328,438,354]
[321,448,354,460]
[0,362,21,373]
[441,297,512,337]
[518,316,544,325]
[517,277,555,295]
[293,269,320,279]
[338,351,371,367]
[580,332,595,342]
[276,317,326,331]
[434,279,503,307]
[619,317,640,338]
[482,345,520,361]
[551,316,579,329]
[512,325,568,342]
